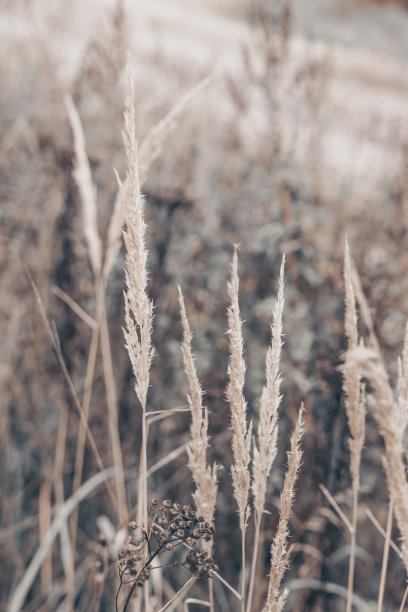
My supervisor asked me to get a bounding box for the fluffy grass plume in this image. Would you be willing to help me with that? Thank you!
[116,59,154,553]
[226,247,252,610]
[248,254,285,612]
[226,248,252,527]
[103,75,212,282]
[178,286,218,530]
[263,405,304,612]
[351,345,408,574]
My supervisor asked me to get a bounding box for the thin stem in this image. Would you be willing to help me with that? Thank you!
[28,271,118,512]
[366,509,402,558]
[70,326,99,551]
[142,406,149,610]
[121,543,170,612]
[95,273,127,524]
[122,576,139,612]
[241,523,246,612]
[9,468,116,612]
[377,501,393,612]
[319,484,353,534]
[346,483,359,612]
[158,577,197,612]
[246,514,261,612]
[399,584,408,612]
[214,571,242,600]
[208,578,214,612]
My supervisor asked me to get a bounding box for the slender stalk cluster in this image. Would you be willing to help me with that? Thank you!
[66,94,127,523]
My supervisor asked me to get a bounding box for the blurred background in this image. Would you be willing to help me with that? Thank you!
[1,0,408,610]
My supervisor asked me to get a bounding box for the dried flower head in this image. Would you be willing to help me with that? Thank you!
[116,499,217,611]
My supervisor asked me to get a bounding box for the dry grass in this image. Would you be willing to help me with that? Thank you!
[264,405,304,612]
[178,286,218,530]
[226,248,253,611]
[342,238,366,612]
[3,1,408,611]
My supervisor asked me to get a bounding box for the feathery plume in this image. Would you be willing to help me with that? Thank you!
[263,405,304,612]
[226,248,252,529]
[103,75,212,282]
[226,247,252,611]
[248,255,285,612]
[116,62,154,411]
[178,286,217,533]
[116,59,154,559]
[253,255,285,520]
[348,345,408,572]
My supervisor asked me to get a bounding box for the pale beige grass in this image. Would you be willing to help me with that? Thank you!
[248,255,285,612]
[178,286,218,610]
[226,248,252,612]
[178,287,218,528]
[116,59,155,608]
[342,238,366,612]
[103,74,212,283]
[65,94,128,527]
[348,335,408,577]
[263,405,304,612]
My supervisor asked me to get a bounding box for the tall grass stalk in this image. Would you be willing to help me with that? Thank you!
[65,95,128,523]
[29,274,118,511]
[347,293,408,576]
[226,248,252,612]
[178,286,217,610]
[70,327,99,550]
[116,59,154,608]
[343,238,366,612]
[178,286,218,527]
[247,255,285,612]
[263,405,304,612]
[103,74,213,284]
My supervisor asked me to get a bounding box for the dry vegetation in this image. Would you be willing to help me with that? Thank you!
[2,0,408,610]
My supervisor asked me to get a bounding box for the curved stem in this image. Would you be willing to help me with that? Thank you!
[96,273,127,523]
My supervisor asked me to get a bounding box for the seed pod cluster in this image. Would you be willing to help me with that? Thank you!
[117,499,217,606]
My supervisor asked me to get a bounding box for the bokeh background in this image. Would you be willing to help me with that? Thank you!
[2,0,408,610]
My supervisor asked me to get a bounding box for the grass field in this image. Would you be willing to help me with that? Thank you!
[2,1,408,610]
